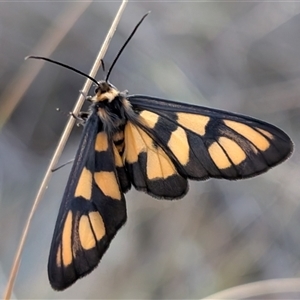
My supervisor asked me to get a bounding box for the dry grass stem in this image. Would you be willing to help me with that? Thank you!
[3,0,128,298]
[202,278,300,300]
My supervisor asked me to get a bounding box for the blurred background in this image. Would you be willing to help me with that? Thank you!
[0,1,300,299]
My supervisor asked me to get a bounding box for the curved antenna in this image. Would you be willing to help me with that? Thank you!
[25,55,100,87]
[105,11,150,81]
[100,59,106,72]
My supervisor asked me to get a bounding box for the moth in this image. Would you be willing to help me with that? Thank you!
[27,14,293,291]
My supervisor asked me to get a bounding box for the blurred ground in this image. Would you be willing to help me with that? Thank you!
[0,2,299,299]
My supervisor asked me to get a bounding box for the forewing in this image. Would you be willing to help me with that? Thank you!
[48,112,127,290]
[124,95,292,197]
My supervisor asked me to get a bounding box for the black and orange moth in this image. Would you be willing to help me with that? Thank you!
[27,15,293,291]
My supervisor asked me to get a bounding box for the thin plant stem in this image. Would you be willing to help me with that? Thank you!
[3,1,128,299]
[202,278,300,300]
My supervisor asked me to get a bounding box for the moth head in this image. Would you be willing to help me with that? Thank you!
[92,81,119,103]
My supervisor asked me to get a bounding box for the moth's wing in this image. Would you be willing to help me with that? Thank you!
[48,112,127,291]
[123,118,188,199]
[124,95,292,198]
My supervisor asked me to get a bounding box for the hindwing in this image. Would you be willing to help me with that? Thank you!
[123,120,187,199]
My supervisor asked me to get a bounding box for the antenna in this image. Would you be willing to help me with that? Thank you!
[105,11,150,81]
[25,12,150,86]
[25,56,100,87]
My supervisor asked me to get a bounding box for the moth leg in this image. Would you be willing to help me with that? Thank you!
[120,90,128,97]
[52,159,74,172]
[70,111,89,126]
[79,90,92,102]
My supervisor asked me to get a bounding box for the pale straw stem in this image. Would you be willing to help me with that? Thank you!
[202,278,300,300]
[3,1,128,298]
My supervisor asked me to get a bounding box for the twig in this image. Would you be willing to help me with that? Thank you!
[3,1,128,299]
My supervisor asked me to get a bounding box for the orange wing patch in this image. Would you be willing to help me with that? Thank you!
[94,171,122,200]
[224,120,271,151]
[124,122,177,180]
[60,211,73,267]
[74,167,92,200]
[78,212,106,250]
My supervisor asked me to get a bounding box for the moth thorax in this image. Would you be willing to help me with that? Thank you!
[97,104,127,134]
